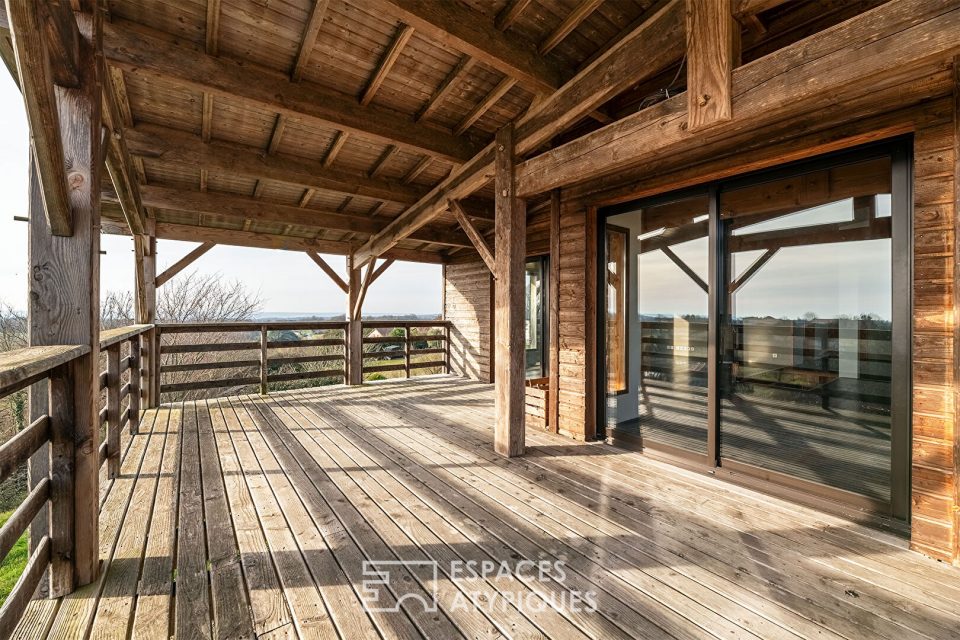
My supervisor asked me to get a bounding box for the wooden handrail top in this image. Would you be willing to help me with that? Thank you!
[361,320,448,328]
[98,324,154,349]
[155,321,348,333]
[0,345,90,397]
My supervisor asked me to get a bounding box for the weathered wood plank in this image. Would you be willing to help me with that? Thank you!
[686,0,734,130]
[155,242,216,288]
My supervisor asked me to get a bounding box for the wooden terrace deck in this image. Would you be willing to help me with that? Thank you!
[15,377,960,639]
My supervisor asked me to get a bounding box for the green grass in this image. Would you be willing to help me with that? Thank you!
[0,510,28,606]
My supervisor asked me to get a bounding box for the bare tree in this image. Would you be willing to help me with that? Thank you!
[0,302,26,352]
[101,290,135,329]
[157,272,260,323]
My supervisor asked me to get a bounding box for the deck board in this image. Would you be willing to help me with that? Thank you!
[15,377,960,639]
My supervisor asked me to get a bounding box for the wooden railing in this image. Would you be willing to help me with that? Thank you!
[154,320,450,398]
[97,325,153,478]
[156,322,349,396]
[0,345,93,633]
[360,320,450,379]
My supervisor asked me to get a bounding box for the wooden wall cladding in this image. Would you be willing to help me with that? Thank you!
[910,104,957,563]
[444,260,493,382]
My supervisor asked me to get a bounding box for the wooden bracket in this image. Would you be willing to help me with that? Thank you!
[449,199,496,275]
[155,242,215,288]
[353,258,378,320]
[307,251,349,293]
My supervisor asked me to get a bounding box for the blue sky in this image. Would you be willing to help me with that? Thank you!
[0,69,441,315]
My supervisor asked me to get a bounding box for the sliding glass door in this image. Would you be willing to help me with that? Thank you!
[601,142,910,517]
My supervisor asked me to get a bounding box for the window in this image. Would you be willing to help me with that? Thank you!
[606,226,627,393]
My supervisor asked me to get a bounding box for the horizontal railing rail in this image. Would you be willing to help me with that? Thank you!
[0,345,88,634]
[360,321,450,379]
[97,324,152,478]
[155,322,349,396]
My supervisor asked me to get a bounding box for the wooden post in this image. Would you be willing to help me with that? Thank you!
[46,363,75,598]
[952,55,960,566]
[106,344,120,478]
[346,254,363,385]
[444,321,451,375]
[134,221,156,325]
[548,189,561,433]
[494,123,526,457]
[259,325,269,394]
[127,335,140,434]
[685,0,734,131]
[404,323,411,378]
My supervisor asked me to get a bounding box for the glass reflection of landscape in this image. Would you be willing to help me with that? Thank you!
[605,155,895,505]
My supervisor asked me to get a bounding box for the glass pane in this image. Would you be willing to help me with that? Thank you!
[606,194,710,454]
[525,259,545,379]
[720,156,893,503]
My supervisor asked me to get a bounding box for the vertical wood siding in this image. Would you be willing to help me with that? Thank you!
[444,260,493,382]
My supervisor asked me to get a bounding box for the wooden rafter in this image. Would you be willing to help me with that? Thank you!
[449,199,495,274]
[205,0,221,55]
[124,123,427,206]
[366,0,563,95]
[113,184,474,248]
[403,156,433,184]
[5,0,75,235]
[539,0,604,55]
[495,0,533,31]
[353,0,685,266]
[306,250,348,292]
[101,64,146,236]
[361,23,414,106]
[455,76,516,136]
[101,215,447,264]
[201,92,213,142]
[369,145,398,179]
[323,131,349,167]
[291,0,330,82]
[417,54,475,122]
[103,22,481,164]
[155,242,216,287]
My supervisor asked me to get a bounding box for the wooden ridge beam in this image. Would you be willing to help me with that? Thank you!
[291,0,330,81]
[102,20,480,164]
[124,123,427,205]
[516,0,960,196]
[366,0,564,95]
[155,242,216,287]
[353,0,685,266]
[101,216,448,264]
[115,184,475,248]
[5,0,73,235]
[449,199,495,274]
[361,23,414,106]
[306,251,349,292]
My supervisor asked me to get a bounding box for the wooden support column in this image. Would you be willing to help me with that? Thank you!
[494,124,525,457]
[686,0,734,131]
[953,55,960,566]
[26,2,104,592]
[346,254,363,385]
[134,220,157,407]
[548,189,560,434]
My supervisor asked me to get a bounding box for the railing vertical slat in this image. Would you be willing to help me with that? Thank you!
[47,362,75,598]
[128,335,141,434]
[106,344,121,479]
[152,327,162,406]
[260,325,269,395]
[445,322,451,374]
[404,324,411,379]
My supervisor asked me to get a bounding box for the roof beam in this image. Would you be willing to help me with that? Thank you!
[103,20,480,164]
[417,55,475,122]
[122,184,475,248]
[353,0,685,266]
[205,0,221,55]
[101,215,447,264]
[516,0,960,195]
[361,23,414,106]
[686,0,734,131]
[455,76,516,135]
[123,123,428,205]
[155,242,216,287]
[291,0,330,81]
[365,0,564,94]
[538,0,604,55]
[4,0,74,235]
